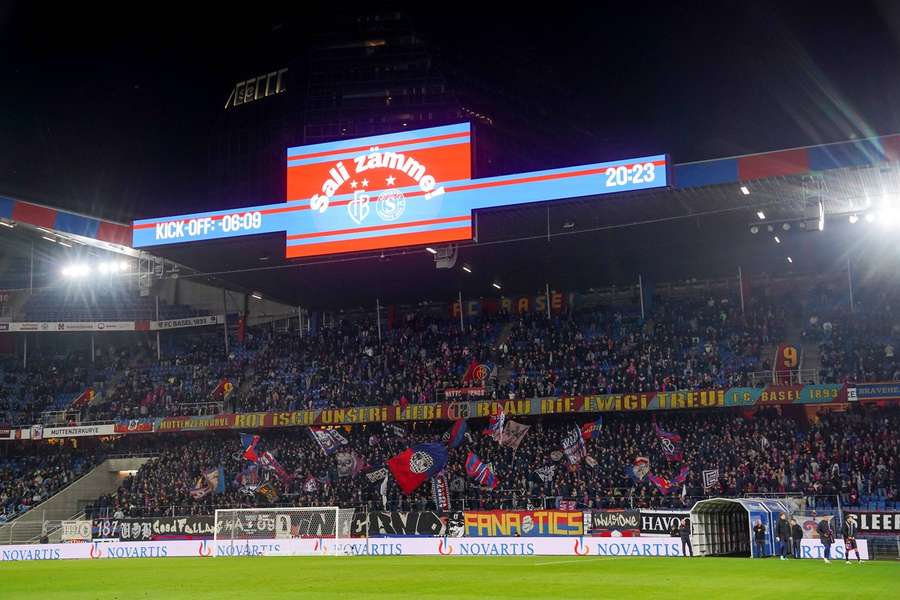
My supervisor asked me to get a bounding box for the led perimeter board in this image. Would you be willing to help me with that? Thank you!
[132,123,668,258]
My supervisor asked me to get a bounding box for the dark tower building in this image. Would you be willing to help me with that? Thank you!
[207,11,596,210]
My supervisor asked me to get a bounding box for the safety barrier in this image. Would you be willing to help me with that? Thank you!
[0,536,870,561]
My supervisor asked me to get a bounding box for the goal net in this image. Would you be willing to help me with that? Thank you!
[214,507,356,542]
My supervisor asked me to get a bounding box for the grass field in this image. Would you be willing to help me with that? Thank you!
[1,556,897,599]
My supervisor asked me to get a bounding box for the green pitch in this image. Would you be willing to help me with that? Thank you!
[1,556,896,599]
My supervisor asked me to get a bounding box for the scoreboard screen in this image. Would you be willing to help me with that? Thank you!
[132,123,668,258]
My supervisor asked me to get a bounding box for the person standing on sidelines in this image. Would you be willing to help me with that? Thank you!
[776,513,791,560]
[679,518,693,557]
[842,515,862,564]
[753,519,767,558]
[790,519,803,559]
[816,518,834,563]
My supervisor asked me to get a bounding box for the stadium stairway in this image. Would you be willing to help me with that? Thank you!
[493,321,517,385]
[222,362,259,412]
[0,456,152,544]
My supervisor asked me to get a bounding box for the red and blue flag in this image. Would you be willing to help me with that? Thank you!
[648,465,690,495]
[482,409,506,442]
[654,421,683,462]
[240,433,261,461]
[386,443,449,494]
[465,451,498,489]
[581,416,603,441]
[446,419,468,449]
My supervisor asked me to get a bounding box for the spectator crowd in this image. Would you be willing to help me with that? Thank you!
[75,403,899,519]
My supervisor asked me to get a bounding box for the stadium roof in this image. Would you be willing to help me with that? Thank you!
[3,133,900,309]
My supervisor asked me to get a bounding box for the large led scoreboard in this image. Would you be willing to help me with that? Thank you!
[132,123,668,258]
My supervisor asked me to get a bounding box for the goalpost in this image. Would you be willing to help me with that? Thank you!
[213,507,361,555]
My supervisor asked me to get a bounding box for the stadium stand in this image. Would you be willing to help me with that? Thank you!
[0,450,98,523]
[1,276,898,527]
[21,289,208,322]
[2,276,898,425]
[72,403,898,519]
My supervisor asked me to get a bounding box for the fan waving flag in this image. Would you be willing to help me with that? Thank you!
[625,456,651,484]
[465,452,498,489]
[258,450,292,481]
[500,420,530,451]
[654,421,683,462]
[446,419,468,449]
[309,427,349,455]
[483,408,506,442]
[581,417,603,441]
[386,443,449,494]
[562,426,587,466]
[240,433,261,461]
[702,469,720,491]
[648,465,690,495]
[431,473,451,512]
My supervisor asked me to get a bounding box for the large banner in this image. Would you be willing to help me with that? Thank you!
[463,510,584,537]
[147,315,222,331]
[850,382,900,401]
[843,511,900,534]
[114,419,156,434]
[0,321,136,332]
[61,520,93,542]
[638,509,690,536]
[214,511,333,540]
[44,424,115,438]
[4,383,857,441]
[588,510,641,537]
[349,511,464,537]
[105,384,851,436]
[94,517,215,541]
[0,315,223,334]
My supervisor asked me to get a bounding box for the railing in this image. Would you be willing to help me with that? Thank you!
[175,401,223,415]
[748,368,819,387]
[40,409,82,426]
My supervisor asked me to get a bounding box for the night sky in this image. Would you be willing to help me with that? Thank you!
[2,2,899,222]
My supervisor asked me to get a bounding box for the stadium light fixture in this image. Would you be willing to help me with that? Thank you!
[750,226,759,234]
[41,235,56,243]
[865,213,875,223]
[756,211,766,220]
[787,256,793,264]
[849,214,859,224]
[492,282,502,290]
[425,247,437,255]
[782,223,791,231]
[57,240,72,247]
[818,199,825,231]
[251,292,263,300]
[0,220,13,228]
[880,208,899,229]
[462,265,472,273]
[740,186,750,195]
[774,236,781,244]
[62,263,91,278]
[118,260,129,272]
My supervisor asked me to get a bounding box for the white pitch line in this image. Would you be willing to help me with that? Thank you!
[534,557,619,566]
